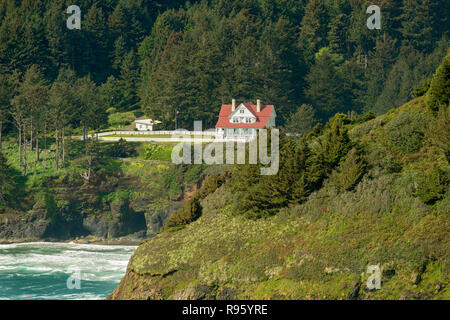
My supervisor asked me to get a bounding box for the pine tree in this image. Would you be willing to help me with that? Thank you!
[400,0,438,52]
[305,48,343,121]
[329,147,366,192]
[426,53,450,113]
[284,104,318,135]
[298,0,329,63]
[119,49,140,110]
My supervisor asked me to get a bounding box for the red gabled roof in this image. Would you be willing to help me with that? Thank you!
[215,102,274,128]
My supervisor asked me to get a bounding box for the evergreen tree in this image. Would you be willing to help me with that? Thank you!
[298,0,329,63]
[305,48,343,121]
[329,147,366,192]
[426,53,450,113]
[284,104,318,135]
[400,0,439,52]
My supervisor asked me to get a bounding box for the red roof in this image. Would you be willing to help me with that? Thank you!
[215,102,274,128]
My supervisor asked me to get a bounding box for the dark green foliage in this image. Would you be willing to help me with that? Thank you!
[427,107,450,160]
[319,113,352,169]
[399,0,441,52]
[412,78,431,98]
[108,138,136,158]
[198,172,231,200]
[164,195,201,230]
[298,0,329,63]
[373,42,447,115]
[328,147,366,192]
[0,152,20,206]
[385,111,430,154]
[426,53,450,113]
[305,48,344,120]
[284,104,318,135]
[414,166,448,205]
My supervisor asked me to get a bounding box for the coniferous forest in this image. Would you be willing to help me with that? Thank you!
[0,0,449,302]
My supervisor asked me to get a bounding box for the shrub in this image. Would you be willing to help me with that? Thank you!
[365,145,402,174]
[108,138,136,158]
[198,172,231,199]
[328,148,366,192]
[163,195,201,230]
[426,107,450,160]
[385,111,430,153]
[414,166,448,205]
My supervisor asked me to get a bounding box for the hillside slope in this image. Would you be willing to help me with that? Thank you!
[109,97,449,300]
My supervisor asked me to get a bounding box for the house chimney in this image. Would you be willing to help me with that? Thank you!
[257,99,261,112]
[232,99,236,111]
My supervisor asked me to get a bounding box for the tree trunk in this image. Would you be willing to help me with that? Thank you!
[62,126,65,167]
[44,122,47,170]
[23,124,27,175]
[36,130,39,163]
[18,126,22,167]
[0,120,2,152]
[30,122,33,151]
[55,127,59,171]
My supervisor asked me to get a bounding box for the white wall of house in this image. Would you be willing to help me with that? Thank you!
[136,122,153,131]
[229,104,257,124]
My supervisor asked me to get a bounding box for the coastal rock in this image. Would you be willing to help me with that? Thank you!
[0,212,51,240]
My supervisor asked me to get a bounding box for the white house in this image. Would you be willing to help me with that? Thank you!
[135,118,161,131]
[215,99,276,137]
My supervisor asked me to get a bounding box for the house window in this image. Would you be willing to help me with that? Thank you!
[240,109,244,114]
[232,117,239,123]
[246,118,251,123]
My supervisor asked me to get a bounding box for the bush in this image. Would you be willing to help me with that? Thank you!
[163,195,201,230]
[107,138,136,158]
[198,172,231,199]
[414,166,448,205]
[328,148,366,192]
[385,111,430,153]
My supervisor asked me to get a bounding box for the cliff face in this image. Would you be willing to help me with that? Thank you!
[0,161,201,243]
[109,183,448,300]
[0,197,148,242]
[109,101,449,300]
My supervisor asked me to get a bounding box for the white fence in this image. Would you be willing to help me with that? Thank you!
[96,130,219,137]
[84,130,253,143]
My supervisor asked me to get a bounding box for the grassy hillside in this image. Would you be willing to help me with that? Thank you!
[109,97,449,300]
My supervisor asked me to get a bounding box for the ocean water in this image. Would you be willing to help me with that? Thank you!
[0,242,136,300]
